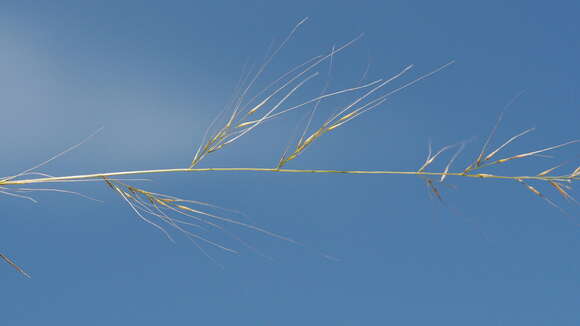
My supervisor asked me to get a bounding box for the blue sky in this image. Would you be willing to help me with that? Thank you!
[1,1,579,325]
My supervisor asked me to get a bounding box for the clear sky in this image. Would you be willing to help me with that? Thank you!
[1,1,579,325]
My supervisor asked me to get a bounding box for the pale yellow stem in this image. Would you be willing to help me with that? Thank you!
[1,167,574,186]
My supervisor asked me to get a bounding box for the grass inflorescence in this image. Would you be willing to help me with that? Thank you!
[1,18,578,277]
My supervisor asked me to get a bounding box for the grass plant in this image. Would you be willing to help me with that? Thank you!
[1,18,578,277]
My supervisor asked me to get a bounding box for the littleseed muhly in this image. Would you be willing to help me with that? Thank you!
[1,18,578,277]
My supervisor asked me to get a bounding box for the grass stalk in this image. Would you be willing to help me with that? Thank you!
[1,167,578,186]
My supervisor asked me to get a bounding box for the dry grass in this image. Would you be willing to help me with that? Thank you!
[1,18,578,277]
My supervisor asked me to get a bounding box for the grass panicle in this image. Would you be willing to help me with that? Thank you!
[1,19,577,276]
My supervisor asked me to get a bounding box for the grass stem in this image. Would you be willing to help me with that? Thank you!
[2,167,576,186]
